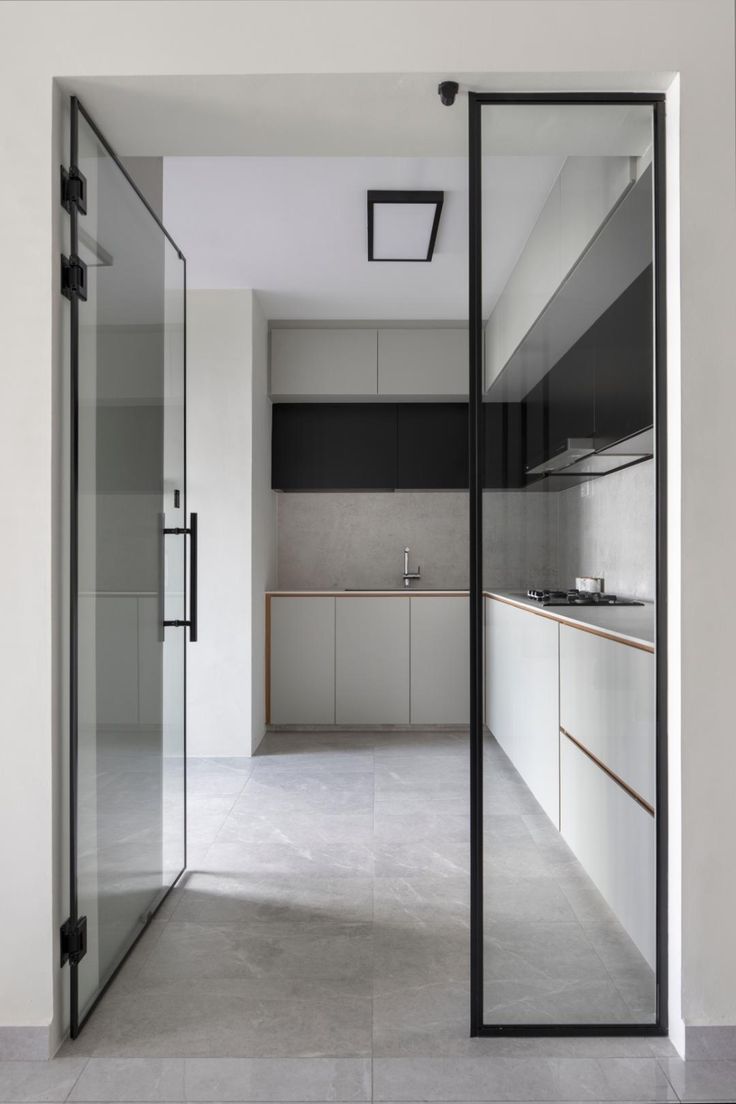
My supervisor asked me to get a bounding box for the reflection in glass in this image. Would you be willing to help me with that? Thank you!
[479,103,657,1025]
[74,110,185,1020]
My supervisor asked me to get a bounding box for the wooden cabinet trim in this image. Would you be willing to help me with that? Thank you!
[486,592,654,653]
[560,726,654,817]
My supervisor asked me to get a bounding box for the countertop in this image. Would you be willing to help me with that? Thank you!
[266,589,655,650]
[487,590,655,651]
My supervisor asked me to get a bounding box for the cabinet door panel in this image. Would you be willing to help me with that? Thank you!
[272,404,397,490]
[486,598,560,825]
[560,624,655,806]
[270,597,335,724]
[560,733,656,969]
[335,597,410,724]
[270,328,377,397]
[410,597,469,724]
[378,328,468,397]
[397,404,468,489]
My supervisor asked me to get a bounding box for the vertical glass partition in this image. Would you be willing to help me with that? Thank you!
[67,99,187,1035]
[471,98,665,1031]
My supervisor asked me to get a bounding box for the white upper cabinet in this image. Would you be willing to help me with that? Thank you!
[484,155,638,399]
[270,328,377,398]
[378,328,468,398]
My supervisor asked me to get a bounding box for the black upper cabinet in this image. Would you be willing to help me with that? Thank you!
[272,404,397,490]
[397,404,468,489]
[546,332,596,460]
[594,265,653,448]
[484,403,525,488]
[521,265,654,471]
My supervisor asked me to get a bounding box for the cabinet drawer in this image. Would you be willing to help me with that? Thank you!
[271,328,377,397]
[559,624,654,807]
[560,733,655,969]
[270,597,335,724]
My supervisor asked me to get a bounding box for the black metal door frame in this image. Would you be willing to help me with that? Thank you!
[467,91,668,1037]
[62,96,189,1038]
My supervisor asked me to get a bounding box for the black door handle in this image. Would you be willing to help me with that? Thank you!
[162,512,198,643]
[188,513,198,643]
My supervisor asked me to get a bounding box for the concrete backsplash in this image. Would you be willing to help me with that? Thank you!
[555,458,655,600]
[276,460,654,598]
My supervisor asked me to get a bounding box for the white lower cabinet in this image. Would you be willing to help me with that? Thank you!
[560,733,656,968]
[560,624,655,807]
[335,597,410,724]
[410,597,469,724]
[485,597,560,825]
[270,597,336,724]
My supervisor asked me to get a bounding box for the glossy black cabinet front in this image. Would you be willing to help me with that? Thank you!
[397,404,468,489]
[522,265,654,472]
[272,404,397,490]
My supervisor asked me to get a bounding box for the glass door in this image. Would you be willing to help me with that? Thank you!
[468,95,666,1033]
[64,98,190,1036]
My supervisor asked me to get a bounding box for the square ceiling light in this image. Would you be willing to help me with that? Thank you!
[367,190,444,262]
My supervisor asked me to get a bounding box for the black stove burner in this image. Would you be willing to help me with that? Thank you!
[526,588,644,608]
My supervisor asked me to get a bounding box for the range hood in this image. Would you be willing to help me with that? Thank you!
[526,438,595,475]
[526,428,653,479]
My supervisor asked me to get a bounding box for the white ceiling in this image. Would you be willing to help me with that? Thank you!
[163,154,565,319]
[65,74,655,158]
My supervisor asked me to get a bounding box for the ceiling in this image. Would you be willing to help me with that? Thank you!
[64,74,655,158]
[163,154,565,319]
[67,72,653,321]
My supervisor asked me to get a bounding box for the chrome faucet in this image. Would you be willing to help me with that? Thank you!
[403,546,421,589]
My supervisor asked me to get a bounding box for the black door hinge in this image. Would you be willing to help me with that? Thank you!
[61,254,88,302]
[60,165,87,215]
[60,915,87,967]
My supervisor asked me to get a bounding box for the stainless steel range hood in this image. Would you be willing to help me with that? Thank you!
[526,438,595,475]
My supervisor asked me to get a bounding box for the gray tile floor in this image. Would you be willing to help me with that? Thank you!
[6,730,733,1102]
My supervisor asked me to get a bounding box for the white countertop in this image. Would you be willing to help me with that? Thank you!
[266,588,655,650]
[487,590,655,650]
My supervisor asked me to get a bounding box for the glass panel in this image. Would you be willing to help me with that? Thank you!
[479,103,657,1026]
[73,105,186,1023]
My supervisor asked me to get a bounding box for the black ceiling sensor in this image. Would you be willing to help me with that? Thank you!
[367,190,444,262]
[438,80,459,106]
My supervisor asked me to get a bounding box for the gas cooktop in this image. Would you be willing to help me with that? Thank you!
[526,588,644,607]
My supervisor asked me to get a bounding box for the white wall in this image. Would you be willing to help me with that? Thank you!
[187,289,276,758]
[188,291,250,756]
[0,0,734,1059]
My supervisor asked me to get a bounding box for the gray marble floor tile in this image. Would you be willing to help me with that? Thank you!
[483,876,578,923]
[484,922,611,982]
[374,1055,675,1100]
[374,761,467,791]
[659,1057,736,1101]
[183,1056,371,1100]
[66,980,371,1058]
[556,869,621,924]
[374,814,469,878]
[0,1058,88,1102]
[484,977,635,1025]
[203,835,375,879]
[373,877,469,931]
[373,787,468,816]
[170,873,373,925]
[239,774,373,816]
[69,1057,185,1100]
[374,926,469,991]
[372,982,474,1056]
[138,919,373,986]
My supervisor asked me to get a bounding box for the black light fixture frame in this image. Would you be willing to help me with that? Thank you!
[367,189,444,261]
[467,91,668,1038]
